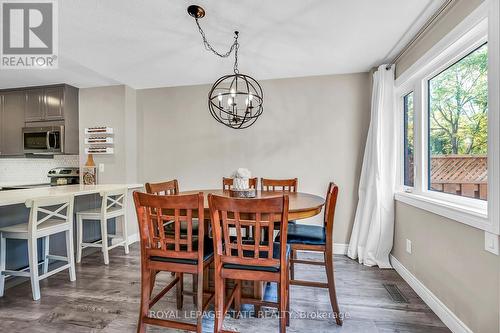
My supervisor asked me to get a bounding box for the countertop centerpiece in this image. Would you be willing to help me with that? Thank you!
[229,168,256,198]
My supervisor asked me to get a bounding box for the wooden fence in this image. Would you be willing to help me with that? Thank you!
[430,155,487,200]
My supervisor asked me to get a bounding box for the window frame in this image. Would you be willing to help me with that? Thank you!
[402,92,415,189]
[394,1,499,236]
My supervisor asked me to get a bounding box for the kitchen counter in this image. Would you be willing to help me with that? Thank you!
[0,184,143,207]
[0,182,50,189]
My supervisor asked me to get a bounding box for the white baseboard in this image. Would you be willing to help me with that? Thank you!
[390,255,473,333]
[333,243,348,255]
[127,233,139,245]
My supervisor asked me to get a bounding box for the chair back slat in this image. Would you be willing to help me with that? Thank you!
[134,192,204,261]
[222,177,258,190]
[208,194,289,270]
[146,179,179,195]
[25,195,74,235]
[99,188,127,216]
[261,178,298,192]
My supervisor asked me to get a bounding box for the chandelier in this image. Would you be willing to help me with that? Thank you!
[187,5,263,129]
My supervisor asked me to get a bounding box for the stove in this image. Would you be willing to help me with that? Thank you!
[47,167,80,186]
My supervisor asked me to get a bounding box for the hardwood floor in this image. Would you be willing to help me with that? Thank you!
[0,243,450,333]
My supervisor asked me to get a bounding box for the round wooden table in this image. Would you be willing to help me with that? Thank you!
[179,189,325,221]
[178,189,325,305]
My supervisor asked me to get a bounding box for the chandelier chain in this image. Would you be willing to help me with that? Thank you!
[195,18,239,73]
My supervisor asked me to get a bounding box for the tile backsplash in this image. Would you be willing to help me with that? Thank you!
[0,155,79,185]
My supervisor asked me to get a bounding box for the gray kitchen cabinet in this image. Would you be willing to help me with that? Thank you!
[24,85,66,123]
[44,87,64,120]
[25,89,44,122]
[0,84,78,156]
[1,91,26,156]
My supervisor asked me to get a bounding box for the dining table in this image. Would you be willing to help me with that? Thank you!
[179,189,326,308]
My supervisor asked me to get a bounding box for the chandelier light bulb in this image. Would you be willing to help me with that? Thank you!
[230,88,236,98]
[248,93,253,101]
[218,93,223,101]
[227,97,233,106]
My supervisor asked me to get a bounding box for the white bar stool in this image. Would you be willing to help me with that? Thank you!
[76,188,129,265]
[0,195,76,301]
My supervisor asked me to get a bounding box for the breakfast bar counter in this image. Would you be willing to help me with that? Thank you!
[0,184,143,278]
[0,184,143,207]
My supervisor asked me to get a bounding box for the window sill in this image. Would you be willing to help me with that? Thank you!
[394,191,490,232]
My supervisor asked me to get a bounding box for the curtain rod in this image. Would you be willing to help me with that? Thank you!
[386,0,456,70]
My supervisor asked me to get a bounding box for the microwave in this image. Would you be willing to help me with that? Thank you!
[22,126,65,154]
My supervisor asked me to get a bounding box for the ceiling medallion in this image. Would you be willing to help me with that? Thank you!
[188,5,263,129]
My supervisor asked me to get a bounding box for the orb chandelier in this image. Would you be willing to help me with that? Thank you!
[187,5,263,129]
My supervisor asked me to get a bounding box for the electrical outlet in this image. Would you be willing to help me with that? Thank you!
[99,163,105,173]
[484,232,499,255]
[406,239,412,254]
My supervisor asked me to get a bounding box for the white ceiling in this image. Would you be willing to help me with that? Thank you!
[0,0,442,89]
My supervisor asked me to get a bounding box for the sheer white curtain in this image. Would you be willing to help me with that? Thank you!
[347,65,396,268]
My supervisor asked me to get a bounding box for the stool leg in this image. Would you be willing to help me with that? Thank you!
[214,274,225,333]
[27,236,40,301]
[100,218,110,265]
[278,280,287,333]
[76,215,83,263]
[176,272,184,309]
[325,252,342,326]
[66,229,76,282]
[43,236,50,274]
[192,274,198,306]
[0,236,6,297]
[122,215,129,254]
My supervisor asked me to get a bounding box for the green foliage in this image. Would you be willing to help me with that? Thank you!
[429,44,488,155]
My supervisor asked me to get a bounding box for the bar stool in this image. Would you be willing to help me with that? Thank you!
[0,195,76,301]
[76,188,129,265]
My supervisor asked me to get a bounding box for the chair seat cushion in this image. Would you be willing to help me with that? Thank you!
[223,241,290,273]
[276,224,326,245]
[150,237,213,265]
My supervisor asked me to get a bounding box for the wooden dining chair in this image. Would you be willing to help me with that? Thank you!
[222,177,258,190]
[133,191,214,333]
[261,178,298,192]
[208,194,291,333]
[145,179,179,195]
[145,179,199,306]
[276,182,342,325]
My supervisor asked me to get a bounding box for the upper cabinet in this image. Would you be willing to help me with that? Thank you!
[44,87,64,120]
[25,89,44,122]
[0,91,26,156]
[25,85,68,122]
[0,84,79,156]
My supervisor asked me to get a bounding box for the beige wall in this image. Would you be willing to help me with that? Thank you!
[393,202,499,333]
[393,0,499,331]
[395,0,484,78]
[79,85,139,236]
[137,73,371,244]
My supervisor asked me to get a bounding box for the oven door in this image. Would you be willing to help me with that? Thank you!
[23,126,64,154]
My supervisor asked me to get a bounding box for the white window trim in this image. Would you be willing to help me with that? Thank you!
[394,1,500,238]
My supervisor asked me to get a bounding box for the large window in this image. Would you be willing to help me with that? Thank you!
[428,44,488,200]
[395,4,500,239]
[403,92,415,187]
